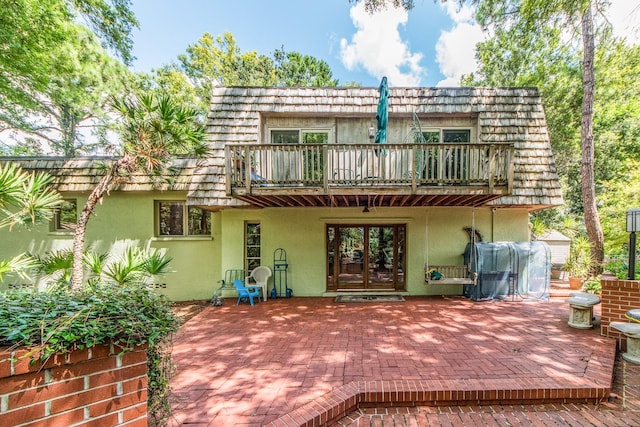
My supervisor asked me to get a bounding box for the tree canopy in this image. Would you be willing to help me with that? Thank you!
[0,0,138,155]
[145,32,340,116]
[350,0,415,12]
[70,92,208,288]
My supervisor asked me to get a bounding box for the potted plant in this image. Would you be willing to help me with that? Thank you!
[565,235,592,290]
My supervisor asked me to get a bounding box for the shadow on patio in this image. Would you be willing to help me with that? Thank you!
[168,296,617,427]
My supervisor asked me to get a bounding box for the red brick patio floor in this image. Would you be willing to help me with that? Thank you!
[168,296,639,426]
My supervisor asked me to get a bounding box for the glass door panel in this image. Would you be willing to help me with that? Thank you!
[338,227,365,289]
[326,224,406,291]
[271,130,300,182]
[368,226,394,288]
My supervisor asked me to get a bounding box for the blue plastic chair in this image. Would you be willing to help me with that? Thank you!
[233,279,261,306]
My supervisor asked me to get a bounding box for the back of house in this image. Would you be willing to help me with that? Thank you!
[0,85,562,300]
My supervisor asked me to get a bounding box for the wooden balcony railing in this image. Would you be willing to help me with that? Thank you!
[226,143,514,195]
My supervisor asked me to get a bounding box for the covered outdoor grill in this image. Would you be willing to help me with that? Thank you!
[464,241,551,301]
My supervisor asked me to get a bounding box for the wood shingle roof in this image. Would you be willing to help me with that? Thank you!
[198,86,563,209]
[1,86,563,210]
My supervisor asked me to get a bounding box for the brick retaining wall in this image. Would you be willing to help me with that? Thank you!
[0,344,148,427]
[600,275,640,344]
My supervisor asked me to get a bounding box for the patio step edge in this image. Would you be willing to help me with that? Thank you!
[265,381,612,427]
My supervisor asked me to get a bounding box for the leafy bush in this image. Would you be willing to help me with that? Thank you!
[0,284,180,425]
[583,276,602,294]
[605,259,640,280]
[565,235,593,278]
[31,247,173,289]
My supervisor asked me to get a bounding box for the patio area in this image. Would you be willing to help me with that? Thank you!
[168,296,638,426]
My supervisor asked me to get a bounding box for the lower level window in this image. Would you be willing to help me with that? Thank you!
[52,199,77,231]
[157,201,211,236]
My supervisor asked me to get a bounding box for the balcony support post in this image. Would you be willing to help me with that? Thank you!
[244,146,251,194]
[488,145,495,193]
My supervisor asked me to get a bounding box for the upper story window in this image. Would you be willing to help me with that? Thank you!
[272,130,300,144]
[156,201,211,237]
[270,129,330,144]
[52,199,77,232]
[420,129,471,143]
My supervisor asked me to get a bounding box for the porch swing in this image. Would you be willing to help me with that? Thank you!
[424,209,478,286]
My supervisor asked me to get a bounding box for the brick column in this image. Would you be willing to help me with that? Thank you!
[600,275,640,343]
[0,344,148,426]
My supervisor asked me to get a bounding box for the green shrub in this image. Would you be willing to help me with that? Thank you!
[0,284,180,425]
[605,259,640,280]
[583,276,602,294]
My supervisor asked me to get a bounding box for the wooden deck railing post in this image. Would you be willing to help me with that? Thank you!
[244,146,251,193]
[411,145,417,191]
[323,144,329,192]
[225,143,513,196]
[225,145,232,195]
[488,145,495,193]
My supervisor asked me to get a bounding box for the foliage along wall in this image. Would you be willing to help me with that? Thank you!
[0,191,217,301]
[0,187,530,300]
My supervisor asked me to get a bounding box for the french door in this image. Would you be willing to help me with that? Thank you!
[326,224,406,292]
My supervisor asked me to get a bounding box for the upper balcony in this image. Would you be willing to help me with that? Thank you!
[225,142,514,208]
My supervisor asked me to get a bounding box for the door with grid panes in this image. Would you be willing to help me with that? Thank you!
[245,222,261,273]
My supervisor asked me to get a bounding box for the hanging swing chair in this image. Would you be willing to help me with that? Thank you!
[424,209,478,286]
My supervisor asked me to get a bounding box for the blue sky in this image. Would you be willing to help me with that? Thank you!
[129,0,479,87]
[129,1,639,88]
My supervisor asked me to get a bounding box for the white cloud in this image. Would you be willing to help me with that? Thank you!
[435,3,484,87]
[340,3,424,86]
[608,0,640,44]
[432,0,638,88]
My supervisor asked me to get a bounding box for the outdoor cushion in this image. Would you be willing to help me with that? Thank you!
[626,309,640,323]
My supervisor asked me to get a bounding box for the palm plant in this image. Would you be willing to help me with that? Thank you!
[34,247,173,290]
[71,93,207,289]
[0,163,61,230]
[33,250,74,290]
[0,163,61,281]
[0,254,38,283]
[98,247,172,286]
[566,235,593,278]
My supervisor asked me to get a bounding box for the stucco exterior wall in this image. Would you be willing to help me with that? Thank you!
[0,191,530,301]
[0,191,217,301]
[218,206,530,298]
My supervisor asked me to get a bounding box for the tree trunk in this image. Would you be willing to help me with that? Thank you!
[580,2,604,274]
[70,165,117,290]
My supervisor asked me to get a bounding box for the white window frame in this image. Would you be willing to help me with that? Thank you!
[268,128,332,182]
[245,221,261,273]
[269,128,333,145]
